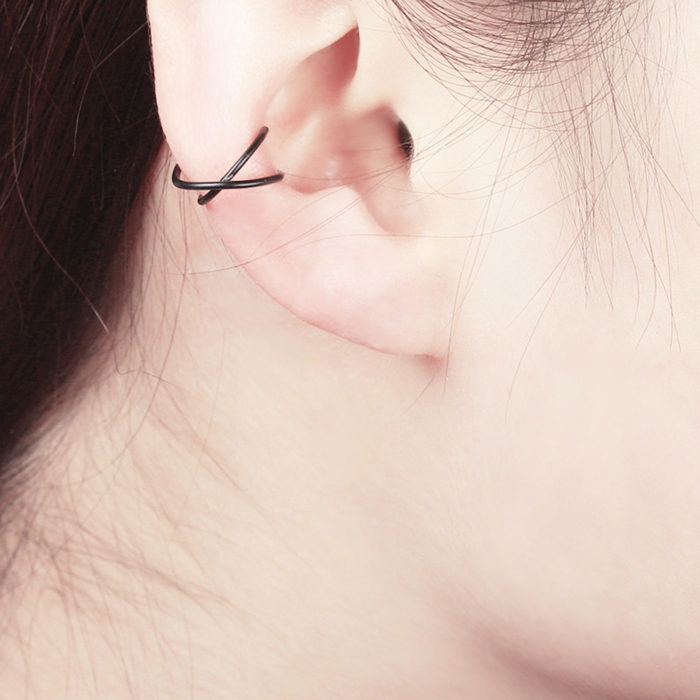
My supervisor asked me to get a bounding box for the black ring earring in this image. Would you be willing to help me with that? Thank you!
[172,126,284,206]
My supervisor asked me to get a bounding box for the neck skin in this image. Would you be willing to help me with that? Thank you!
[0,153,555,700]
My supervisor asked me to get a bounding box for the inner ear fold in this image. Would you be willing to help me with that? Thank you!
[266,30,415,230]
[268,29,360,126]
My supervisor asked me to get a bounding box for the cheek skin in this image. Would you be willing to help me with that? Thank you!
[386,4,700,689]
[387,40,700,686]
[423,242,700,696]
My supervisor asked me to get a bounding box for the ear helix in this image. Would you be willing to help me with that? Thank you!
[171,126,284,205]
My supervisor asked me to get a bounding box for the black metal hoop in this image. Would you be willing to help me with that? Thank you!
[171,126,284,206]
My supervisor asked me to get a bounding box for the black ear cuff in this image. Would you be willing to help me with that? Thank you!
[171,126,284,206]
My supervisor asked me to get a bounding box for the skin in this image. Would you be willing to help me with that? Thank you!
[2,0,700,698]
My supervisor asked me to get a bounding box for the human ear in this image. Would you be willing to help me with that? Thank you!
[148,0,455,357]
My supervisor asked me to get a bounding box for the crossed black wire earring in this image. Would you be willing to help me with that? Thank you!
[172,126,284,206]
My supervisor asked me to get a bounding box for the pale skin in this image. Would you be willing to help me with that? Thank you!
[2,1,700,698]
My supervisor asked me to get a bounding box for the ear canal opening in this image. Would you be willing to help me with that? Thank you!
[397,120,414,161]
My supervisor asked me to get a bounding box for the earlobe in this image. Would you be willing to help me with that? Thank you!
[149,0,455,358]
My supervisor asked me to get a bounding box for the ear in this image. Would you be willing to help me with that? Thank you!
[148,0,455,357]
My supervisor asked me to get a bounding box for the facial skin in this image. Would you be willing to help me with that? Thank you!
[2,1,700,699]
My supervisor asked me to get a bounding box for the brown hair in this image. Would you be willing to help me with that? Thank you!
[0,0,162,492]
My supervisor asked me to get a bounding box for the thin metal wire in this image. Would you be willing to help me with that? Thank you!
[172,126,284,205]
